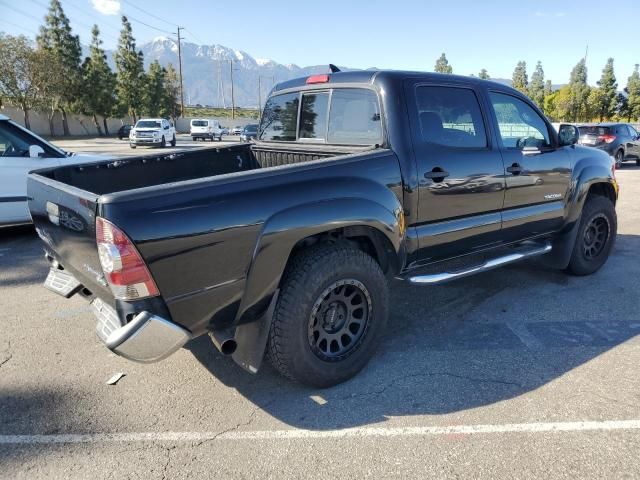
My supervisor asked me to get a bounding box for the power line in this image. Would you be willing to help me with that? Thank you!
[185,28,205,46]
[61,0,122,36]
[124,13,174,35]
[0,18,39,36]
[120,0,177,28]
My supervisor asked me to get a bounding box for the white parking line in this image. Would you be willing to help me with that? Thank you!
[1,419,639,444]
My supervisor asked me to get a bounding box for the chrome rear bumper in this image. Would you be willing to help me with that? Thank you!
[91,298,191,363]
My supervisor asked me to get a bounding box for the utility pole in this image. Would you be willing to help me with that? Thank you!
[230,59,236,120]
[258,76,274,121]
[177,26,185,117]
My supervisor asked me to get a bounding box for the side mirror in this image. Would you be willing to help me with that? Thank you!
[29,145,45,158]
[558,124,579,146]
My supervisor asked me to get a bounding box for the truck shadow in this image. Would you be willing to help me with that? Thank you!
[188,233,640,430]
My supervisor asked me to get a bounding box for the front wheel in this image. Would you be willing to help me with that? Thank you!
[268,245,388,388]
[615,149,624,168]
[566,195,617,276]
[160,136,166,148]
[170,135,176,147]
[129,144,136,149]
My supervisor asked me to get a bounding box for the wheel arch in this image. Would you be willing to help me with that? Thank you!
[235,197,405,323]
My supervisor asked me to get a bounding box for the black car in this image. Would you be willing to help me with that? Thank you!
[29,70,617,388]
[578,123,640,167]
[117,124,132,140]
[240,124,259,142]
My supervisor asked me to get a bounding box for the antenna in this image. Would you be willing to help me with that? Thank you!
[329,64,341,73]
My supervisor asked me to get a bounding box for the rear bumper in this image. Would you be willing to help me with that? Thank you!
[45,268,191,363]
[191,132,213,138]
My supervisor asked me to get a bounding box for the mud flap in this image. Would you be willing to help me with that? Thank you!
[231,290,279,374]
[536,217,581,270]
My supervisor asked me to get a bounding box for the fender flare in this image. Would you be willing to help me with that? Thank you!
[236,197,404,322]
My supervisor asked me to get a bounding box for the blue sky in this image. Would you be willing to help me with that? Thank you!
[1,0,639,87]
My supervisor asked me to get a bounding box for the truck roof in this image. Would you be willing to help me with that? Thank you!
[272,70,518,95]
[0,114,9,121]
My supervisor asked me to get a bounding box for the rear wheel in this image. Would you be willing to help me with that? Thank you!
[268,245,388,388]
[129,144,136,149]
[192,136,196,141]
[566,195,616,276]
[615,149,624,168]
[636,159,640,166]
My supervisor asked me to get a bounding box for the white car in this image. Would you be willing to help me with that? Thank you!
[190,118,223,141]
[129,118,176,148]
[0,114,104,227]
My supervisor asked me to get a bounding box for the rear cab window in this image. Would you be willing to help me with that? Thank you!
[191,120,208,127]
[259,88,383,146]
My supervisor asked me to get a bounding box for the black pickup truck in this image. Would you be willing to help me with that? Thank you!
[28,71,618,387]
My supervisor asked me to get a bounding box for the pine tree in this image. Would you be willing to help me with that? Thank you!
[512,61,528,95]
[529,61,545,108]
[591,58,618,121]
[569,59,590,122]
[617,93,630,122]
[478,69,489,80]
[434,53,453,74]
[162,63,181,121]
[81,26,116,135]
[36,0,82,136]
[115,16,146,123]
[625,64,640,122]
[144,60,166,117]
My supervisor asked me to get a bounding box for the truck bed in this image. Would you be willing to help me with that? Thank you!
[37,143,364,195]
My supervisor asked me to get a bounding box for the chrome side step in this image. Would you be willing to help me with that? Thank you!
[407,242,552,285]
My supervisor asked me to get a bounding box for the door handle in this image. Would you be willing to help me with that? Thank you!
[506,163,523,175]
[424,168,450,181]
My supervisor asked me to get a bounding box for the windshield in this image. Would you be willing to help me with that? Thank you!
[244,125,258,133]
[136,120,161,129]
[192,120,208,127]
[259,88,382,145]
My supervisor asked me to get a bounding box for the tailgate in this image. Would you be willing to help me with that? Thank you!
[27,172,113,302]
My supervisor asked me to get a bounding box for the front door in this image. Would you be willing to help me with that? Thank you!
[487,91,571,242]
[405,82,506,262]
[0,122,62,225]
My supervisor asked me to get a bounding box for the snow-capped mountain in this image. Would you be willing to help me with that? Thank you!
[136,37,341,107]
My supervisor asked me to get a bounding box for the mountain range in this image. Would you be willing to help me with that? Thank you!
[104,37,558,108]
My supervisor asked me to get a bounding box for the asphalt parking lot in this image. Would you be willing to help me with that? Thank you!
[1,141,639,478]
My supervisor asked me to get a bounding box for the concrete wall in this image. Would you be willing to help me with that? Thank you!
[2,105,258,136]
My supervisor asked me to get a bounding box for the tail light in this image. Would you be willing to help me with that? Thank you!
[96,217,159,300]
[306,74,330,84]
[599,134,616,144]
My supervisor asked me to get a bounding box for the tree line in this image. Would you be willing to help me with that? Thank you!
[434,53,640,123]
[0,0,180,135]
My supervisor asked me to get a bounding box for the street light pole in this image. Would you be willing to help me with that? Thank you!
[177,26,185,117]
[230,59,235,120]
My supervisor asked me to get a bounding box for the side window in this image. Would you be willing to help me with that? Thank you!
[327,89,382,145]
[0,122,37,158]
[629,125,639,137]
[617,125,630,136]
[299,92,329,140]
[490,92,551,149]
[414,86,487,148]
[259,92,299,141]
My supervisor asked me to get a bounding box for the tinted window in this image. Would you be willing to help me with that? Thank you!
[579,126,611,136]
[327,89,382,145]
[616,124,630,136]
[192,120,208,127]
[629,125,639,137]
[490,92,550,149]
[259,92,299,141]
[415,86,487,148]
[0,121,60,158]
[299,92,329,140]
[136,120,161,129]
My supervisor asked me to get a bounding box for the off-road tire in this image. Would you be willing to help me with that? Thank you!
[566,195,616,276]
[267,244,388,388]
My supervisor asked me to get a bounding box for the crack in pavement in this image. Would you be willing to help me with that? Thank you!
[0,340,12,368]
[341,371,522,400]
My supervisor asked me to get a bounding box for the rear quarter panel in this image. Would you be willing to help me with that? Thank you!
[103,151,404,335]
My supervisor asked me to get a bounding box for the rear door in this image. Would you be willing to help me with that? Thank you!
[404,81,506,261]
[624,124,640,158]
[0,121,63,225]
[487,91,571,242]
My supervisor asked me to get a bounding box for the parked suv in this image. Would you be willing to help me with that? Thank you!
[578,123,640,167]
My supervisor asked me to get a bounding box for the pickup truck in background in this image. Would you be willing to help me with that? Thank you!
[0,114,103,227]
[129,118,176,149]
[29,70,618,387]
